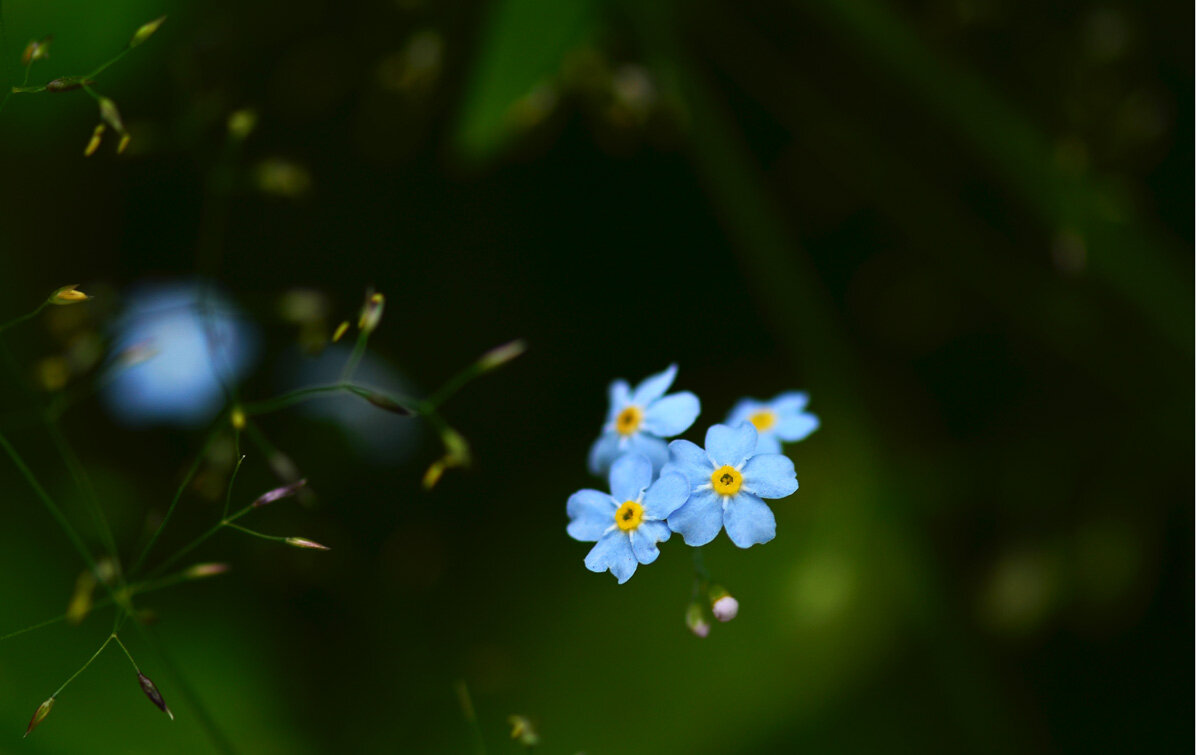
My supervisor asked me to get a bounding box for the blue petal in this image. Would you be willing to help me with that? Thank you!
[705,422,758,468]
[741,453,798,498]
[630,364,678,406]
[631,520,671,564]
[753,433,783,454]
[587,432,622,476]
[628,433,669,472]
[566,489,616,542]
[585,530,637,583]
[642,472,690,520]
[641,391,701,437]
[725,398,762,426]
[770,391,810,414]
[609,453,653,502]
[606,379,631,421]
[663,439,713,487]
[667,489,724,546]
[723,493,776,548]
[776,412,819,442]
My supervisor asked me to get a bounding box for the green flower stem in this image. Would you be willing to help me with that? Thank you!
[51,635,114,699]
[0,300,47,334]
[129,422,223,575]
[2,566,231,644]
[110,633,141,673]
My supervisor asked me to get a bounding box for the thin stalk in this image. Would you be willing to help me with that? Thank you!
[129,423,222,575]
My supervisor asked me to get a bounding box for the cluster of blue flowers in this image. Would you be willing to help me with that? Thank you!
[566,365,820,583]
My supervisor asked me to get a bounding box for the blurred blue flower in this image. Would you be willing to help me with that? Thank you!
[284,346,419,465]
[102,282,257,427]
[726,391,819,454]
[567,453,690,584]
[587,364,700,475]
[664,422,798,548]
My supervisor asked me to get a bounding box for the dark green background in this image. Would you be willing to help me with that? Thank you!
[0,0,1191,752]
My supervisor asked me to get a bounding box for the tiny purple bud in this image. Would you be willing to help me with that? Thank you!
[712,595,739,622]
[252,479,307,508]
[285,537,330,551]
[137,672,174,720]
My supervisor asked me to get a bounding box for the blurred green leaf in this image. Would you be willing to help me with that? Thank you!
[455,0,597,159]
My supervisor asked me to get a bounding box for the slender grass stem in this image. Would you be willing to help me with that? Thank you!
[222,453,245,520]
[0,429,98,574]
[110,634,141,673]
[0,301,48,334]
[129,423,222,575]
[51,635,113,699]
[2,566,231,643]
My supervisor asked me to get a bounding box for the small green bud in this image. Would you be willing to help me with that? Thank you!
[24,698,54,737]
[685,602,710,638]
[21,36,52,67]
[508,715,540,747]
[98,98,125,134]
[130,16,167,48]
[477,339,526,372]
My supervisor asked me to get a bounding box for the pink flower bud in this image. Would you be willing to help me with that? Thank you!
[712,595,739,622]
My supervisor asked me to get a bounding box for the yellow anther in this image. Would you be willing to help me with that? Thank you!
[711,465,743,496]
[615,406,642,436]
[614,500,644,532]
[749,410,776,432]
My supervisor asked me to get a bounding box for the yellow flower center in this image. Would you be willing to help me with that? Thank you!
[711,465,743,496]
[615,406,643,436]
[614,500,644,532]
[749,410,776,432]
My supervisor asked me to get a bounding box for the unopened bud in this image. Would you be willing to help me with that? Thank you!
[230,406,246,430]
[252,479,307,508]
[46,76,92,93]
[130,16,166,48]
[49,284,91,305]
[358,292,385,333]
[685,602,710,638]
[331,320,350,342]
[84,124,105,157]
[21,36,52,67]
[348,385,414,416]
[285,537,330,551]
[117,132,132,154]
[136,672,173,719]
[712,595,739,622]
[98,98,125,134]
[508,715,540,747]
[477,339,526,371]
[184,562,231,579]
[24,697,54,737]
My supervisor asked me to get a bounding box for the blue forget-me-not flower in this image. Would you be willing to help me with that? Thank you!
[587,364,700,475]
[726,391,819,454]
[567,453,690,583]
[664,422,798,548]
